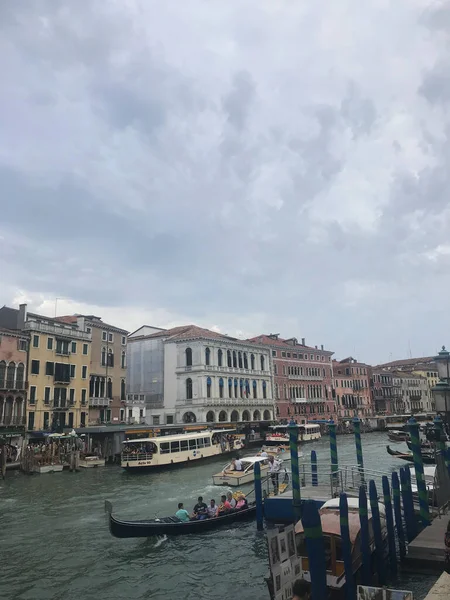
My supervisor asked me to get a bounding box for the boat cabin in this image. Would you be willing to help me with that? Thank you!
[212,456,271,486]
[265,424,321,444]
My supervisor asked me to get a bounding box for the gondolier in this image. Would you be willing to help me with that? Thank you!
[268,455,282,495]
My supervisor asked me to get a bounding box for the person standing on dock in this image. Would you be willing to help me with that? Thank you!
[268,455,281,495]
[292,579,310,600]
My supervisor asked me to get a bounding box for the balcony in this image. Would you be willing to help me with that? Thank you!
[180,397,274,407]
[175,364,269,376]
[0,416,26,427]
[89,397,113,407]
[2,380,26,391]
[24,321,91,341]
[52,402,69,410]
[292,397,326,404]
[288,375,322,381]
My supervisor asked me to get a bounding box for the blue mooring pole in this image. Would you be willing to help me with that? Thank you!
[358,485,372,586]
[408,417,431,527]
[302,500,327,600]
[328,420,338,479]
[254,460,264,530]
[392,471,406,559]
[289,420,302,522]
[353,415,365,488]
[382,475,397,575]
[311,450,318,487]
[369,480,386,586]
[339,493,356,600]
[400,466,417,542]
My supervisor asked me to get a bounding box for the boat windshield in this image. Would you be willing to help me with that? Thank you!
[122,441,158,455]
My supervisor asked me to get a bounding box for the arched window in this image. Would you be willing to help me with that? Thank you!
[243,353,248,369]
[186,348,193,367]
[0,361,5,388]
[90,376,96,397]
[242,410,250,421]
[261,355,265,371]
[232,351,237,368]
[219,410,228,422]
[238,352,243,369]
[239,378,244,398]
[16,363,25,389]
[227,350,232,367]
[250,354,255,370]
[101,347,106,367]
[276,406,280,416]
[205,347,211,366]
[234,378,238,398]
[219,377,224,398]
[263,381,267,399]
[107,350,114,367]
[253,409,261,421]
[107,378,113,398]
[121,379,126,401]
[6,362,15,388]
[186,378,193,400]
[206,410,215,423]
[218,349,223,367]
[121,351,126,369]
[253,380,257,399]
[206,377,212,398]
[245,379,250,398]
[228,378,233,398]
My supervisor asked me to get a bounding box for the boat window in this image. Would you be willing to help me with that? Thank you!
[189,439,197,450]
[180,440,188,452]
[160,442,170,454]
[197,438,205,448]
[204,437,211,447]
[170,441,180,453]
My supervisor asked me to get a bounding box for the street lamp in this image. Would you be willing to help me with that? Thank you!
[431,379,450,430]
[435,346,450,381]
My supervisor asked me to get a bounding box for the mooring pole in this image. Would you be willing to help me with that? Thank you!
[369,480,386,586]
[289,420,302,522]
[302,500,327,600]
[392,471,406,558]
[358,485,372,586]
[254,460,264,531]
[408,417,431,527]
[400,466,417,542]
[328,419,338,479]
[382,475,397,575]
[434,415,450,478]
[353,415,365,488]
[311,450,318,487]
[340,493,356,600]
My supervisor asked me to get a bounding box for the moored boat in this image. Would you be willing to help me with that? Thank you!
[265,424,321,445]
[105,500,257,537]
[260,445,303,460]
[121,429,244,471]
[387,430,409,443]
[294,497,387,590]
[212,456,270,486]
[386,445,435,464]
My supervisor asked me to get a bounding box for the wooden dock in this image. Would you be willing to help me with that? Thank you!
[424,571,450,599]
[406,515,449,569]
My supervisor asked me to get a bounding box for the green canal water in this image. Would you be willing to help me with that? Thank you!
[0,432,439,599]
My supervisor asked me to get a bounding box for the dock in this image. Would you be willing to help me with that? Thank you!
[406,514,449,569]
[424,571,450,599]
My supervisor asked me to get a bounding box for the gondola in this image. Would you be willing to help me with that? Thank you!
[406,440,432,452]
[105,500,257,538]
[386,445,435,464]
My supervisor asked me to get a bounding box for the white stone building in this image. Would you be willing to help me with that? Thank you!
[127,325,274,426]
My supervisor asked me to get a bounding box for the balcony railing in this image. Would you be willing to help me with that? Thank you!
[24,321,91,341]
[182,398,274,407]
[89,397,113,407]
[175,364,269,376]
[288,375,323,381]
[2,380,26,390]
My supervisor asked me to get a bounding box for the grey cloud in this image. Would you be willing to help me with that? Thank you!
[222,71,256,130]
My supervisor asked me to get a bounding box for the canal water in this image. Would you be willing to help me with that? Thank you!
[0,433,438,599]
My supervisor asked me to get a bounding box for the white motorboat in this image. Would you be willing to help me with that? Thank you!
[212,456,270,486]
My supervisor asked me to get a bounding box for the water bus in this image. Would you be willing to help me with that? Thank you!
[265,424,321,445]
[295,497,387,591]
[212,456,270,486]
[121,429,243,471]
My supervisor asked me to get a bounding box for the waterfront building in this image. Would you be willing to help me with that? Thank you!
[247,334,335,422]
[0,325,29,429]
[332,357,373,419]
[392,371,430,414]
[0,304,92,431]
[377,357,438,412]
[57,315,128,425]
[127,325,274,425]
[370,369,395,414]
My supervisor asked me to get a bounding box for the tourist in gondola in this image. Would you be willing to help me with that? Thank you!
[175,502,190,522]
[235,493,247,510]
[207,499,218,518]
[192,496,208,520]
[218,494,232,514]
[226,491,236,508]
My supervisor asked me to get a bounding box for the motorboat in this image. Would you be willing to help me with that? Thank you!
[260,445,303,461]
[387,430,409,443]
[294,497,387,590]
[105,501,257,538]
[265,424,321,445]
[212,456,270,486]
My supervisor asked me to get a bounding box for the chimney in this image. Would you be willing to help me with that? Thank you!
[301,338,305,346]
[321,344,324,351]
[315,345,317,349]
[18,304,27,330]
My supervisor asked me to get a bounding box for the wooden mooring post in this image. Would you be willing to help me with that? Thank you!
[358,485,372,586]
[382,475,397,576]
[400,466,417,542]
[369,480,387,586]
[311,450,318,487]
[302,500,327,600]
[339,493,356,600]
[391,471,406,559]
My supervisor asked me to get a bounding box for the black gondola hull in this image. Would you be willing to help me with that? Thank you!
[108,504,257,537]
[386,445,435,464]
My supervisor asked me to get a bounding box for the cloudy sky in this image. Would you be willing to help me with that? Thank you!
[1,0,450,364]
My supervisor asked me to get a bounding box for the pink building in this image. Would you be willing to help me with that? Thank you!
[332,357,373,419]
[0,327,29,428]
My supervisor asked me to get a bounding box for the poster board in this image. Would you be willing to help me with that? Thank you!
[357,586,413,600]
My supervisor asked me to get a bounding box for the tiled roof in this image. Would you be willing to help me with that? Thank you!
[333,357,370,367]
[144,324,239,343]
[248,334,333,354]
[377,357,436,369]
[56,316,78,324]
[57,315,129,334]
